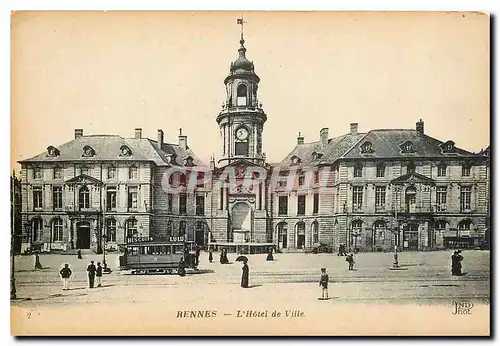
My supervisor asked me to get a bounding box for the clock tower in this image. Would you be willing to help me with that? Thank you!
[216,31,267,166]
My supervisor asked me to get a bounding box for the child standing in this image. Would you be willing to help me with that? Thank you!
[346,253,355,271]
[319,268,329,300]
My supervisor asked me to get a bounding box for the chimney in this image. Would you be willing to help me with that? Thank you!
[135,128,142,139]
[350,123,358,136]
[320,128,329,146]
[74,129,83,139]
[416,119,424,134]
[178,128,187,150]
[297,132,304,145]
[157,129,164,149]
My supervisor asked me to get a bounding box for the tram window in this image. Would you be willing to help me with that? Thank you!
[173,245,184,254]
[145,246,153,255]
[128,247,139,255]
[166,246,172,255]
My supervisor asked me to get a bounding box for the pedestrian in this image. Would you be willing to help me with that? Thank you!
[77,249,82,259]
[96,262,103,287]
[195,246,201,266]
[178,257,186,277]
[34,253,43,269]
[266,247,274,261]
[86,260,97,288]
[59,263,72,291]
[224,248,230,264]
[452,250,464,276]
[219,248,225,264]
[208,248,213,263]
[346,253,355,270]
[241,259,249,288]
[319,268,329,300]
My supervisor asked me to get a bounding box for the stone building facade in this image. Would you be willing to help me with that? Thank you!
[18,34,490,253]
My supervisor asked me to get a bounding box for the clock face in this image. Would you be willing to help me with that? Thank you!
[236,127,248,140]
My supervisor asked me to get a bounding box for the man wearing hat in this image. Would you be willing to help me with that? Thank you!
[319,268,329,300]
[86,260,97,288]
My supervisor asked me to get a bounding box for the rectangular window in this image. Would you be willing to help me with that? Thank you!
[352,186,363,211]
[220,188,224,210]
[297,195,306,215]
[462,165,471,177]
[437,164,447,177]
[33,187,43,209]
[375,186,386,210]
[108,167,116,179]
[436,187,447,211]
[298,174,305,186]
[376,165,385,178]
[53,167,62,180]
[313,193,319,214]
[196,195,205,216]
[314,171,320,184]
[460,186,472,211]
[179,193,187,215]
[129,166,138,179]
[127,186,138,210]
[33,167,42,180]
[106,187,117,211]
[167,193,173,213]
[354,165,363,178]
[81,166,90,176]
[278,196,288,216]
[52,186,63,209]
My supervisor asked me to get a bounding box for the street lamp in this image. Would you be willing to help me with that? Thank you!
[101,234,112,273]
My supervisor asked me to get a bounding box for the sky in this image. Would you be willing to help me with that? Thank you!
[11,11,490,170]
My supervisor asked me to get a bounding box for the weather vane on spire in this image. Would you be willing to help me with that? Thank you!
[237,17,246,40]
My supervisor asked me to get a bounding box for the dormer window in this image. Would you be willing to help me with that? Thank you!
[399,141,414,153]
[46,146,60,157]
[311,151,324,161]
[440,140,456,153]
[360,141,374,154]
[120,145,132,157]
[183,156,195,167]
[82,145,95,157]
[290,155,301,166]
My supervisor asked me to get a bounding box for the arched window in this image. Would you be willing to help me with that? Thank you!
[52,218,63,242]
[237,84,248,106]
[126,218,138,238]
[32,218,43,242]
[79,186,90,210]
[312,222,319,244]
[435,220,447,232]
[179,221,187,237]
[458,220,473,230]
[374,220,387,244]
[405,186,417,208]
[106,219,117,242]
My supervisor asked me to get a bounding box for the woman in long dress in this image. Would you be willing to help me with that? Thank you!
[241,260,249,288]
[266,247,274,261]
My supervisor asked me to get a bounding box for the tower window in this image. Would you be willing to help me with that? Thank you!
[237,84,248,106]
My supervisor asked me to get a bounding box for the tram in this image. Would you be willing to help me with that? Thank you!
[119,236,198,275]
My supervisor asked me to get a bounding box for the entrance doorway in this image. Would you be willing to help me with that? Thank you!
[76,222,91,249]
[403,223,419,251]
[277,223,287,249]
[195,221,205,247]
[296,221,305,249]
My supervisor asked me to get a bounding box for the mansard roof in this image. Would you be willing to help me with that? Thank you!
[341,129,475,159]
[19,135,204,167]
[279,127,479,167]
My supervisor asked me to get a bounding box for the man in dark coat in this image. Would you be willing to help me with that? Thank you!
[319,268,329,300]
[195,246,201,266]
[241,259,249,288]
[59,264,72,291]
[452,250,464,276]
[77,250,82,259]
[96,262,103,287]
[208,248,213,263]
[87,261,97,288]
[178,257,186,277]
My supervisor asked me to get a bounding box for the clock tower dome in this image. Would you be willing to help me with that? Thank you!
[216,31,267,166]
